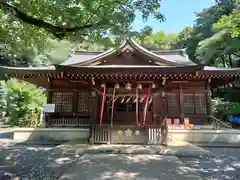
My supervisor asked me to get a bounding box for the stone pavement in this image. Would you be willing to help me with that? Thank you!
[53,140,215,157]
[59,154,203,180]
[56,141,213,179]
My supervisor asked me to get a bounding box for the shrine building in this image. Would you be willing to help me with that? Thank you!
[1,39,240,144]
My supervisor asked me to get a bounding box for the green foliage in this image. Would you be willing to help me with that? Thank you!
[136,30,178,50]
[212,98,240,120]
[196,11,240,67]
[0,86,7,117]
[74,30,179,51]
[33,39,74,65]
[175,0,239,66]
[215,12,240,38]
[214,87,240,102]
[0,79,46,127]
[0,0,164,60]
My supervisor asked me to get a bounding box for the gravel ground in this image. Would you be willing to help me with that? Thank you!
[0,141,81,180]
[1,141,240,180]
[178,147,240,180]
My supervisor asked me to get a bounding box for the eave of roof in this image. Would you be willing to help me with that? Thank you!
[54,64,204,73]
[203,66,240,71]
[0,65,239,76]
[0,66,56,74]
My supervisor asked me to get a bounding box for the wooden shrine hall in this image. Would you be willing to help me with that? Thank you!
[1,38,240,144]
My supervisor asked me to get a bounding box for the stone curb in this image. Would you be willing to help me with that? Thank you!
[0,139,64,145]
[194,143,240,148]
[51,147,215,158]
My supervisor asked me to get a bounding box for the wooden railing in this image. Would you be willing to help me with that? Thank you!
[148,117,168,144]
[47,117,90,127]
[211,116,232,129]
[90,124,110,143]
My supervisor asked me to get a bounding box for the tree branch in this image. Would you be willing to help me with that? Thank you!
[232,52,240,58]
[0,1,102,39]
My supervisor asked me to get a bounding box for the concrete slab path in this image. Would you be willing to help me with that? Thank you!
[59,154,203,180]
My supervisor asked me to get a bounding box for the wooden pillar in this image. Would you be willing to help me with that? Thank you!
[153,92,162,125]
[45,79,52,128]
[89,89,98,143]
[91,89,98,124]
[72,89,78,114]
[206,81,213,123]
[160,90,168,145]
[47,79,53,103]
[179,84,184,124]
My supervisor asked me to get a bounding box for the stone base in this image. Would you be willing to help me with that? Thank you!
[13,128,89,141]
[168,129,240,144]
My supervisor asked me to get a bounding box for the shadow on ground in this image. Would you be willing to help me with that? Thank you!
[0,144,80,180]
[178,147,240,180]
[59,154,202,180]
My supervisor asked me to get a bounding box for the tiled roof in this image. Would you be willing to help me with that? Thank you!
[61,52,101,65]
[62,39,196,66]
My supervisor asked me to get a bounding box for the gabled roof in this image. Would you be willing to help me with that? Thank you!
[62,38,196,66]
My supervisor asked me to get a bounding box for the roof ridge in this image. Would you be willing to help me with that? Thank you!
[152,49,186,53]
[74,49,186,53]
[74,51,103,53]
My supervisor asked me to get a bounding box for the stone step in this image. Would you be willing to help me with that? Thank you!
[0,124,10,128]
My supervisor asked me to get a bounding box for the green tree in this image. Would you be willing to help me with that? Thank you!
[196,11,240,67]
[1,79,46,127]
[136,30,178,50]
[174,0,238,64]
[0,0,164,58]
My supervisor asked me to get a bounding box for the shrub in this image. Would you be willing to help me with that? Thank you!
[212,97,240,120]
[0,79,46,127]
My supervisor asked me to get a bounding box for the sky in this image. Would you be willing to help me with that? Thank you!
[132,0,215,34]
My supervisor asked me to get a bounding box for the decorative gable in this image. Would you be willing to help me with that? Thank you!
[64,39,196,67]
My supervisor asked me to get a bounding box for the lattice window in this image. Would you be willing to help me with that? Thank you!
[77,92,92,112]
[52,92,73,112]
[167,92,179,115]
[62,92,73,112]
[183,93,195,114]
[52,92,62,112]
[194,93,207,114]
